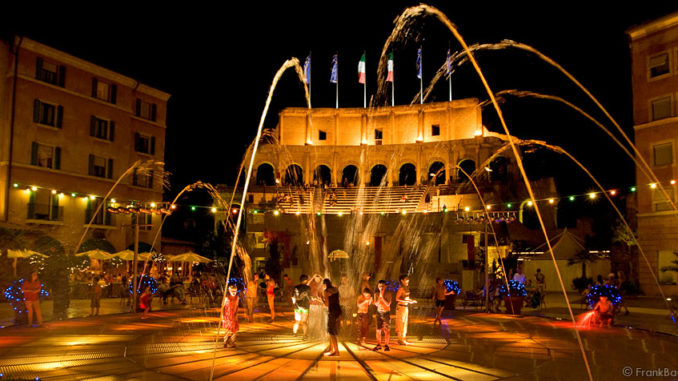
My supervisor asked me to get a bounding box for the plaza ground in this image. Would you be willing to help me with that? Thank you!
[0,293,676,380]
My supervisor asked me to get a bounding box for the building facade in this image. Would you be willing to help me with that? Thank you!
[0,36,170,256]
[628,12,678,295]
[218,99,558,287]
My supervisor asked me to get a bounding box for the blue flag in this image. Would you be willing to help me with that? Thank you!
[304,54,311,84]
[330,54,338,83]
[416,48,422,79]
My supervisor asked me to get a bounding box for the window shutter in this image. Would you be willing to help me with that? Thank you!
[35,57,43,80]
[149,170,154,189]
[111,85,117,104]
[151,104,157,121]
[85,199,92,224]
[33,100,41,123]
[150,136,156,155]
[134,133,140,151]
[88,154,95,176]
[90,116,96,136]
[136,99,141,116]
[27,192,36,219]
[107,158,113,179]
[104,207,111,225]
[109,121,115,141]
[132,168,138,186]
[54,147,61,170]
[31,142,38,165]
[91,78,98,97]
[58,65,66,87]
[56,106,63,128]
[51,194,59,220]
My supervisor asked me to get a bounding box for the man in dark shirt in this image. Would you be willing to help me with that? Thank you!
[292,274,311,337]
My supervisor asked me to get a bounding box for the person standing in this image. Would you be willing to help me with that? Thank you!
[245,273,259,322]
[356,287,373,346]
[292,274,311,337]
[90,276,102,316]
[395,275,417,345]
[432,278,454,325]
[22,271,43,327]
[373,280,392,351]
[338,274,355,330]
[512,267,526,284]
[323,278,341,356]
[265,274,276,321]
[222,285,240,348]
[308,273,328,340]
[140,286,153,319]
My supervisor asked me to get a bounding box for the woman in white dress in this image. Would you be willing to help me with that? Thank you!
[307,273,328,341]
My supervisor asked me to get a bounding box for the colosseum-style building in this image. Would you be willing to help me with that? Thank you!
[219,99,555,287]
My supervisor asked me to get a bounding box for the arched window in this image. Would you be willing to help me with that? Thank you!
[256,163,276,186]
[370,165,388,186]
[490,157,508,182]
[457,159,475,182]
[313,165,332,186]
[428,161,445,185]
[399,163,416,186]
[283,164,303,185]
[341,165,359,187]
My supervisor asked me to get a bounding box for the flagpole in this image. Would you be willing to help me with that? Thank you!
[363,51,367,109]
[307,52,312,109]
[419,47,423,105]
[391,53,395,107]
[448,73,452,102]
[336,53,339,109]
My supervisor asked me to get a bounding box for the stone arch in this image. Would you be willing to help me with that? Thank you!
[256,162,276,186]
[428,161,446,185]
[457,159,476,182]
[313,165,332,186]
[399,163,417,186]
[341,165,359,187]
[369,164,388,186]
[283,164,304,186]
[489,156,509,182]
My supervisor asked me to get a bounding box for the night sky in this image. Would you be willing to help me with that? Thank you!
[5,2,678,200]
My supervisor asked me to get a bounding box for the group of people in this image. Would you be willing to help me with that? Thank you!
[289,273,417,354]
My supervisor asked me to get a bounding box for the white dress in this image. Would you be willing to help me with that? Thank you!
[307,296,328,341]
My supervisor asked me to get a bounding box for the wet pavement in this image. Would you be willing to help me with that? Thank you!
[0,302,676,380]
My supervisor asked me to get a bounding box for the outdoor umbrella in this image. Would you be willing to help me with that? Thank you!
[76,249,112,260]
[7,249,47,258]
[111,250,135,260]
[168,252,211,263]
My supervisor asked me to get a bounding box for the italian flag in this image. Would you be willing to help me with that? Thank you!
[358,53,366,84]
[386,52,394,82]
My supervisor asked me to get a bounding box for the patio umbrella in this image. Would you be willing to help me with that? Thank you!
[111,250,135,261]
[7,249,47,258]
[168,252,211,263]
[76,249,112,260]
[328,250,349,262]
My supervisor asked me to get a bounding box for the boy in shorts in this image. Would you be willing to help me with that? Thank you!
[433,277,455,325]
[373,280,392,351]
[292,274,311,337]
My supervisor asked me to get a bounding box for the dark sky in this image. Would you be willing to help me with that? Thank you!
[5,1,678,199]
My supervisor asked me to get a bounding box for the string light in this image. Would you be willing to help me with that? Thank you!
[548,198,555,204]
[51,189,57,195]
[527,201,533,206]
[569,196,575,201]
[273,210,280,216]
[609,190,617,196]
[211,207,217,213]
[589,192,597,199]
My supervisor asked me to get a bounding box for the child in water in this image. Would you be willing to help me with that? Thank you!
[140,286,153,319]
[593,295,614,328]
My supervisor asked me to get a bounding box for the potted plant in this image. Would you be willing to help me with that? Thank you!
[499,280,527,315]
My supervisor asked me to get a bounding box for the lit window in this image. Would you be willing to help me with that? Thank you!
[91,78,117,104]
[27,188,61,221]
[651,96,672,121]
[136,99,157,121]
[30,142,60,170]
[653,142,673,166]
[36,57,65,86]
[649,52,670,78]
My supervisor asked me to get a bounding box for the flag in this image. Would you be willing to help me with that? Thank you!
[358,53,366,84]
[330,54,338,83]
[416,48,422,79]
[446,48,451,76]
[304,54,311,84]
[386,52,394,82]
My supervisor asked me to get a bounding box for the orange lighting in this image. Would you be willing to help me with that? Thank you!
[232,208,238,214]
[548,198,554,204]
[474,129,482,136]
[527,201,533,206]
[486,205,492,210]
[150,202,157,208]
[51,189,57,194]
[365,241,370,246]
[211,207,217,213]
[31,186,37,191]
[589,193,597,199]
[464,206,470,212]
[170,204,176,210]
[672,180,677,185]
[610,190,617,196]
[650,183,657,189]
